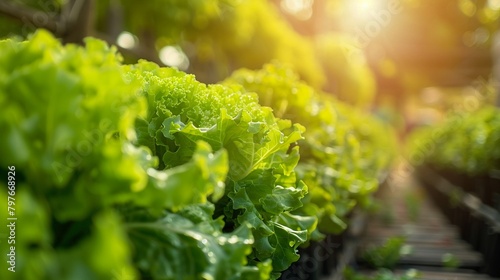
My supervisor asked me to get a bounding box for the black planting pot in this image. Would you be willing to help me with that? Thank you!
[478,220,491,261]
[428,165,492,199]
[455,205,469,241]
[418,165,500,277]
[430,165,473,193]
[320,233,343,276]
[279,220,354,280]
[484,231,500,277]
[281,242,322,280]
[469,215,483,251]
[472,176,485,204]
[440,191,454,222]
[433,166,500,209]
[487,176,500,211]
[280,234,346,280]
[451,202,463,226]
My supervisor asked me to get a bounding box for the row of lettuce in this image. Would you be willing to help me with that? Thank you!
[407,106,500,213]
[407,106,500,176]
[0,31,395,280]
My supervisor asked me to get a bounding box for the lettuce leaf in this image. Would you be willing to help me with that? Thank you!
[126,203,263,280]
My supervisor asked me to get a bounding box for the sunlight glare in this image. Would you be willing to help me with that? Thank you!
[280,0,314,20]
[348,0,385,22]
[489,0,500,10]
[359,0,374,11]
[159,46,189,70]
[116,31,137,49]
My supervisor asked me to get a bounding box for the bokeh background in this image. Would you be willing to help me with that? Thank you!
[1,0,500,135]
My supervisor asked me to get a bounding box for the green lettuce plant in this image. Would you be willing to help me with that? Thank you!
[125,61,317,278]
[407,106,500,175]
[224,63,396,239]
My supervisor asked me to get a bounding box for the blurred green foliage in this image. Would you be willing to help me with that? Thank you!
[314,33,377,107]
[344,267,420,280]
[442,253,461,269]
[1,0,378,108]
[407,106,500,175]
[362,237,407,269]
[0,29,146,280]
